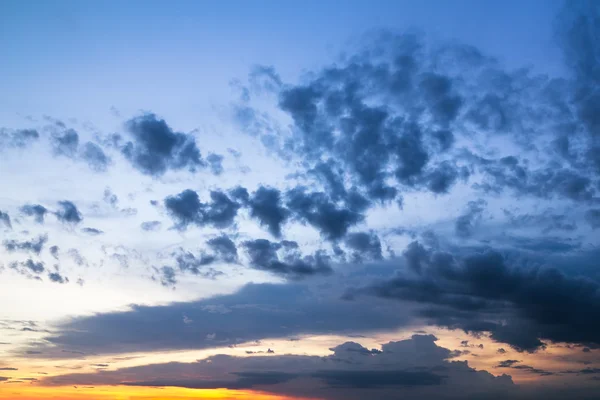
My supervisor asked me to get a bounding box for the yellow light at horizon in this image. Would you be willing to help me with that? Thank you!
[0,385,311,400]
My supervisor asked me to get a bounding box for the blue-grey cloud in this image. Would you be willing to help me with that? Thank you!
[3,235,48,255]
[23,282,412,356]
[40,335,514,400]
[81,142,110,172]
[165,189,241,230]
[359,240,600,352]
[140,221,162,231]
[122,113,208,176]
[20,204,48,224]
[0,128,39,148]
[0,210,12,229]
[82,228,104,236]
[55,201,83,224]
[247,186,289,238]
[243,239,332,279]
[48,272,69,284]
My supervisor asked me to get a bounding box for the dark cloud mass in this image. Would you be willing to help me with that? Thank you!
[361,241,600,352]
[24,282,411,356]
[164,189,241,230]
[243,239,332,278]
[55,201,83,224]
[247,186,289,237]
[122,113,208,176]
[41,335,514,399]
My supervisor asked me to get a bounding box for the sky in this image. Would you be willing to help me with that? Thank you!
[0,0,599,399]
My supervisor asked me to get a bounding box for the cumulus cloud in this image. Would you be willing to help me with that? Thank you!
[243,239,332,279]
[164,189,241,230]
[54,201,83,224]
[3,235,48,255]
[121,113,209,176]
[20,204,48,224]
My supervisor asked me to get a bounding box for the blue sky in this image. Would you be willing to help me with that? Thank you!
[1,1,599,399]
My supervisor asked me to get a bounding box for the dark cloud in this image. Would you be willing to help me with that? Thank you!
[455,199,486,238]
[164,189,240,230]
[140,221,162,231]
[155,266,177,287]
[24,282,412,356]
[206,235,238,263]
[51,129,79,157]
[55,201,83,224]
[503,209,577,233]
[122,113,207,176]
[10,259,45,275]
[286,187,364,240]
[48,272,69,284]
[0,210,12,229]
[173,250,224,279]
[49,245,59,259]
[20,204,48,224]
[3,235,48,255]
[207,153,224,175]
[82,228,103,236]
[81,142,110,172]
[103,187,118,207]
[344,231,383,261]
[361,241,600,352]
[247,186,289,237]
[40,335,514,400]
[585,209,600,229]
[243,239,332,279]
[0,128,39,148]
[496,360,554,376]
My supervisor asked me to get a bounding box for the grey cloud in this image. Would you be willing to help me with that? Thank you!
[248,186,289,238]
[286,187,364,241]
[0,128,39,148]
[55,201,83,224]
[243,239,332,279]
[48,272,69,284]
[23,282,412,357]
[140,221,162,231]
[207,153,224,175]
[344,231,383,261]
[585,209,600,229]
[3,235,48,255]
[206,235,238,263]
[103,188,118,207]
[51,129,79,157]
[81,142,110,172]
[455,199,486,238]
[164,189,240,230]
[0,210,12,229]
[40,335,514,400]
[122,113,207,176]
[20,204,48,224]
[155,266,177,287]
[361,241,600,352]
[82,228,103,236]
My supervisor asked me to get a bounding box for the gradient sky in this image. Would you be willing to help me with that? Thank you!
[1,1,599,399]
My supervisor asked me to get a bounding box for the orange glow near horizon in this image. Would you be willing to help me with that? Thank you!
[0,385,312,400]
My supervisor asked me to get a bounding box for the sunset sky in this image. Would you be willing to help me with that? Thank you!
[1,0,600,399]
